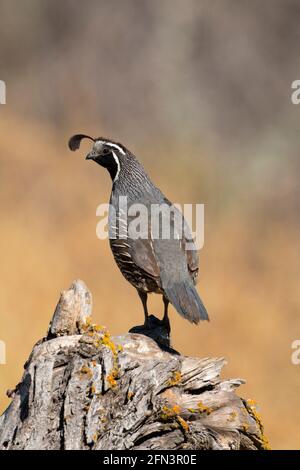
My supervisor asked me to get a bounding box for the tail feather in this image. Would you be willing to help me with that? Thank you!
[163,280,209,324]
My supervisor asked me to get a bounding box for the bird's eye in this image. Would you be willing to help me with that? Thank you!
[103,148,110,155]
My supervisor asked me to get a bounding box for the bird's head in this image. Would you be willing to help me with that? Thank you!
[68,134,127,182]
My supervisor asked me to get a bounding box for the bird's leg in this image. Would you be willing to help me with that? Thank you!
[162,296,171,333]
[138,291,150,328]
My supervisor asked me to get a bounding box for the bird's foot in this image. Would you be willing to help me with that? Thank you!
[143,318,152,330]
[129,315,179,355]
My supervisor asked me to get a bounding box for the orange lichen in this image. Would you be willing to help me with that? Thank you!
[106,369,118,388]
[244,398,271,450]
[168,371,182,386]
[101,331,121,389]
[101,331,117,356]
[161,405,178,420]
[177,416,190,432]
[197,401,213,415]
[127,391,135,401]
[82,325,121,390]
[80,316,105,337]
[160,405,190,433]
[160,405,173,420]
[79,364,93,380]
[247,398,258,407]
[172,405,181,414]
[81,316,93,331]
[94,324,103,332]
[228,411,237,422]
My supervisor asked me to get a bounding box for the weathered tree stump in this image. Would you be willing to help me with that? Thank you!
[0,280,269,450]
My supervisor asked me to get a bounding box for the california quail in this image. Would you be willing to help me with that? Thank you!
[69,134,209,329]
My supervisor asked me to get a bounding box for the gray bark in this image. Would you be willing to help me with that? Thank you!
[0,280,269,450]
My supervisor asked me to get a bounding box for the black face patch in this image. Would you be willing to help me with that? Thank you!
[95,151,120,181]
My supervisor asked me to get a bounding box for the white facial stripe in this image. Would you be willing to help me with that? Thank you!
[98,140,126,155]
[112,151,121,182]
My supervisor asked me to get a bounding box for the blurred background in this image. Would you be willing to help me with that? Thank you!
[0,0,300,449]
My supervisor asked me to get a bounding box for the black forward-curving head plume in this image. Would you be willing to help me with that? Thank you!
[68,134,95,151]
[68,133,151,186]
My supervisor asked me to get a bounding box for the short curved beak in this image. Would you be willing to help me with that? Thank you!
[86,152,95,160]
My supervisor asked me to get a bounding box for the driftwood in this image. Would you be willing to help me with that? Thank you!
[0,280,269,450]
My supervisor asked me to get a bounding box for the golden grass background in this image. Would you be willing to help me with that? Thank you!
[1,0,300,450]
[1,112,300,449]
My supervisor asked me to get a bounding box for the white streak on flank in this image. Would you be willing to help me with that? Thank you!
[112,151,121,182]
[99,140,126,155]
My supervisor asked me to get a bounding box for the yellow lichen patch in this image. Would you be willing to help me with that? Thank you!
[93,338,101,348]
[242,422,249,432]
[177,416,190,432]
[168,371,182,387]
[84,323,120,360]
[102,333,120,389]
[160,404,190,433]
[101,331,117,355]
[160,405,177,420]
[83,326,121,390]
[247,398,258,407]
[79,364,93,380]
[100,330,122,389]
[246,399,263,427]
[172,405,181,414]
[82,324,122,390]
[260,433,272,451]
[80,315,105,337]
[81,315,93,331]
[106,369,118,388]
[160,405,180,419]
[127,391,135,401]
[90,384,96,395]
[244,398,271,450]
[228,411,237,422]
[187,408,197,413]
[94,324,103,332]
[197,401,213,415]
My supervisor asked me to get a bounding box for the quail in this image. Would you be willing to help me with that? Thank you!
[69,134,209,329]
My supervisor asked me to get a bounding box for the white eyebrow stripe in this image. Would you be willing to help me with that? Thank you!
[98,141,126,155]
[112,151,121,182]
